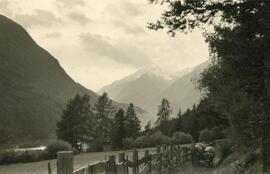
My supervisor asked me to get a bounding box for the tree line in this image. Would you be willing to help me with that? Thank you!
[56,92,141,151]
[148,98,227,143]
[56,91,228,152]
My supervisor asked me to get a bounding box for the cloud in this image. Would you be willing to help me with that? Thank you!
[80,33,151,68]
[44,32,61,39]
[111,19,145,34]
[67,12,91,25]
[14,9,61,28]
[105,1,141,18]
[57,0,85,8]
[0,0,12,16]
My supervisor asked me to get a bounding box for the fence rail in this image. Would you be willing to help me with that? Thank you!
[56,144,193,174]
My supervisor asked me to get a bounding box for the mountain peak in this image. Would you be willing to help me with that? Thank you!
[136,66,173,80]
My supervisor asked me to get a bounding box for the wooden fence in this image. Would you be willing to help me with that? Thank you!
[55,144,193,174]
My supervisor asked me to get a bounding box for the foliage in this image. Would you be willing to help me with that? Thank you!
[211,126,226,140]
[172,131,193,144]
[199,129,214,143]
[88,138,104,152]
[0,150,49,165]
[149,1,270,171]
[124,103,141,139]
[56,94,93,149]
[112,109,126,149]
[46,140,72,158]
[93,92,115,142]
[142,121,153,136]
[124,131,172,149]
[122,138,134,149]
[156,98,172,136]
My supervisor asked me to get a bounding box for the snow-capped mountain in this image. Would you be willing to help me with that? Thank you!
[99,66,173,112]
[99,62,208,121]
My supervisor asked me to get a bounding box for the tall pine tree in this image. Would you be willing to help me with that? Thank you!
[93,92,115,142]
[112,109,126,149]
[125,103,141,139]
[56,94,93,149]
[156,98,172,136]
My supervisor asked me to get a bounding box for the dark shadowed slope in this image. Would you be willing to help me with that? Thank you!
[0,15,100,144]
[0,15,144,145]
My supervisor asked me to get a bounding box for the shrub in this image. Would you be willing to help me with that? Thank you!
[123,138,134,149]
[130,131,172,148]
[0,150,49,165]
[199,129,214,142]
[46,140,72,158]
[88,138,104,152]
[211,126,226,140]
[172,132,194,144]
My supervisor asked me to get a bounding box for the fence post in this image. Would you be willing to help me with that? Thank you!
[57,151,73,174]
[162,145,166,152]
[88,165,96,174]
[48,162,52,174]
[119,153,125,163]
[167,146,171,174]
[118,153,127,174]
[144,150,151,174]
[156,146,162,174]
[176,146,181,166]
[106,155,116,174]
[132,149,139,174]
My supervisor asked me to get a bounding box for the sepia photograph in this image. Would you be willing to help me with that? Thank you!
[0,0,269,173]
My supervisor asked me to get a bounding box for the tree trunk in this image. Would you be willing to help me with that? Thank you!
[262,116,270,173]
[262,47,270,173]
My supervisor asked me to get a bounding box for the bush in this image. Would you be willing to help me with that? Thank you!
[46,140,72,158]
[172,132,194,144]
[88,138,104,152]
[124,131,172,148]
[123,138,134,149]
[211,126,226,140]
[199,129,214,142]
[0,150,49,165]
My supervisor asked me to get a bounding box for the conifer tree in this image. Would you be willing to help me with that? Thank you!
[56,94,93,149]
[144,121,152,135]
[156,98,172,136]
[125,103,141,139]
[112,109,126,149]
[93,92,115,141]
[176,108,182,132]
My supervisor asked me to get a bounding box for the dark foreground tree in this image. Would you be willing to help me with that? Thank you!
[112,109,126,149]
[125,103,141,139]
[149,0,270,172]
[56,94,93,149]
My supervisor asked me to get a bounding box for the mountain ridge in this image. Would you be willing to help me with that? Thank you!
[99,61,209,120]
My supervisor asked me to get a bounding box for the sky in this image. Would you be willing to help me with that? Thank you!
[0,0,209,91]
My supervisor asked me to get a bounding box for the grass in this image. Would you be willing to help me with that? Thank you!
[0,147,156,174]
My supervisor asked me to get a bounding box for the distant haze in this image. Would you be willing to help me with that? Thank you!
[0,0,209,91]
